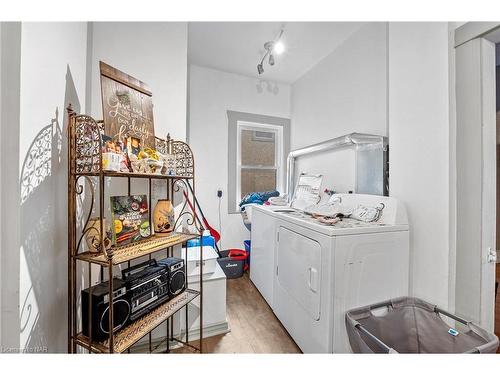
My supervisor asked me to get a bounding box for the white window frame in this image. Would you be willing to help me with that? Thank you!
[235,121,284,212]
[227,111,290,214]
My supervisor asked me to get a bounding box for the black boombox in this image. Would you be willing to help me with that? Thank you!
[81,257,185,341]
[122,259,171,321]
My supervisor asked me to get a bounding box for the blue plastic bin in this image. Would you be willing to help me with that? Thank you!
[244,240,251,266]
[186,234,215,249]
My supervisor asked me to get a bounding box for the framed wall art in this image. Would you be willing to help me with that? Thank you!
[100,61,156,149]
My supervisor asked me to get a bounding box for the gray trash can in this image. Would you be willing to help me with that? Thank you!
[217,250,245,279]
[346,297,499,354]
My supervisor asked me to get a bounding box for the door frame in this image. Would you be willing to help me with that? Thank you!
[454,22,500,331]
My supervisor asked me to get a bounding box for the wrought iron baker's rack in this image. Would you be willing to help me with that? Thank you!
[67,105,204,353]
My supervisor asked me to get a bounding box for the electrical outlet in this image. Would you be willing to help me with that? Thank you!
[217,190,223,198]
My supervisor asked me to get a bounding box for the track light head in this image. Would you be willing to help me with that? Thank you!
[257,63,264,75]
[269,54,275,66]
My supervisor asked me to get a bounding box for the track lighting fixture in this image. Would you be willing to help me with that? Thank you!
[257,63,264,75]
[257,28,285,75]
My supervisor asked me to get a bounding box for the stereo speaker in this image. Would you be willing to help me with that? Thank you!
[81,278,130,342]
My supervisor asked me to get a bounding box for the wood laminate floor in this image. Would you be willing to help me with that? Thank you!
[174,272,301,354]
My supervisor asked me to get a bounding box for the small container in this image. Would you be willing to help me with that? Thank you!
[102,152,122,172]
[183,245,219,277]
[186,230,216,248]
[147,158,163,175]
[217,249,247,279]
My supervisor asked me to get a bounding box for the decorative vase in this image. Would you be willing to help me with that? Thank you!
[84,217,112,252]
[153,199,174,236]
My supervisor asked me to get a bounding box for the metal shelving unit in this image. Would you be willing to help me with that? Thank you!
[67,106,204,354]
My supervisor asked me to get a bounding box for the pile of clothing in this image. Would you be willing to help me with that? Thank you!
[239,190,280,207]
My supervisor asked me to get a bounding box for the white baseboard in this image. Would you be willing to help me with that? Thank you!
[179,321,230,342]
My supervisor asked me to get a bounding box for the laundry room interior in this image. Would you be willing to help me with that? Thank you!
[2,16,500,358]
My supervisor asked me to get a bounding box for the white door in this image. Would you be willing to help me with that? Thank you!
[455,36,496,330]
[273,222,332,353]
[276,226,321,320]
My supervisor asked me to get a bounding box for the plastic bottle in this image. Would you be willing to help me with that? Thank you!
[186,229,215,248]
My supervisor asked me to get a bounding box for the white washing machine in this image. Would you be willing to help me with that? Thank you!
[250,194,409,353]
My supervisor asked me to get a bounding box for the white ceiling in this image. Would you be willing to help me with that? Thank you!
[188,22,366,83]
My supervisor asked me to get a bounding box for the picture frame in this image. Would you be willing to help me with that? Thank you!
[100,61,156,150]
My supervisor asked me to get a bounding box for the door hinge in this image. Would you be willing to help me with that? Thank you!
[276,231,280,242]
[487,247,497,263]
[276,265,279,276]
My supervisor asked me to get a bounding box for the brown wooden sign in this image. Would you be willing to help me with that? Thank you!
[100,61,155,149]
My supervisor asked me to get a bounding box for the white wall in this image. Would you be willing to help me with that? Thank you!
[88,21,188,233]
[88,22,189,346]
[89,22,188,140]
[88,21,188,240]
[388,22,451,308]
[189,65,291,249]
[18,22,88,352]
[290,21,454,309]
[291,23,387,194]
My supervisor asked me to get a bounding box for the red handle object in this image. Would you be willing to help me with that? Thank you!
[227,249,248,260]
[227,249,249,271]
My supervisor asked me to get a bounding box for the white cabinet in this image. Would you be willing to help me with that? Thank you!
[249,207,277,307]
[179,263,229,340]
